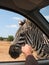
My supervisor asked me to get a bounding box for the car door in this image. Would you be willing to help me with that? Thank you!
[0,0,49,65]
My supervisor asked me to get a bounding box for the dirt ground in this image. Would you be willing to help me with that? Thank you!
[0,41,37,62]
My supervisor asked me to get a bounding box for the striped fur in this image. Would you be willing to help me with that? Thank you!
[13,19,49,60]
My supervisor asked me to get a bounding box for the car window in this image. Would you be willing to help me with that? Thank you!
[0,9,25,62]
[0,9,49,62]
[40,5,49,23]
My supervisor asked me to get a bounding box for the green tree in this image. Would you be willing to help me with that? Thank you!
[0,37,3,41]
[7,35,14,41]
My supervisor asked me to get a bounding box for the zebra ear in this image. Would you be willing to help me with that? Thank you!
[19,20,25,26]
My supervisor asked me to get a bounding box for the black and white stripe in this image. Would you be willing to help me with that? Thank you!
[13,20,49,60]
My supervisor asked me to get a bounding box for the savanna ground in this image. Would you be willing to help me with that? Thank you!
[0,41,37,62]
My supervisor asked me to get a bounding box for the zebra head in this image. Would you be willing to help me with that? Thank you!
[9,19,49,59]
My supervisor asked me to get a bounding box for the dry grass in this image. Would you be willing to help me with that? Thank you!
[0,41,26,62]
[0,41,37,62]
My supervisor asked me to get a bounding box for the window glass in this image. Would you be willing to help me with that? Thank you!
[40,5,49,22]
[0,9,49,62]
[0,9,25,62]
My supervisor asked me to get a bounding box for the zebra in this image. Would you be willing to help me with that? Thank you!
[9,19,49,60]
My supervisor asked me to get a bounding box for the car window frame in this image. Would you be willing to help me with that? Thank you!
[0,6,49,65]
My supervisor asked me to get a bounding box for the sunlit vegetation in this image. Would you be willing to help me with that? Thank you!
[0,35,14,41]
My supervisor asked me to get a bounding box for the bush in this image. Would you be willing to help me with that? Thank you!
[7,35,14,41]
[0,37,3,41]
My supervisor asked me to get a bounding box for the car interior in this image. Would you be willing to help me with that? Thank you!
[0,0,49,65]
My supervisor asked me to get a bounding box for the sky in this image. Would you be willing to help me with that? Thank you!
[0,5,49,37]
[40,5,49,22]
[0,9,25,37]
